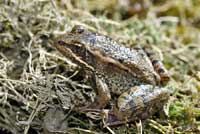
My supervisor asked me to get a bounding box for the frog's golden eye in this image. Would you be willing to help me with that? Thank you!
[71,25,85,34]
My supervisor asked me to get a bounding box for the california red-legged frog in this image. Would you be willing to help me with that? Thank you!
[52,25,170,126]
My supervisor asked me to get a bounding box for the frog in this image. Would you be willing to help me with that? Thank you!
[51,25,170,126]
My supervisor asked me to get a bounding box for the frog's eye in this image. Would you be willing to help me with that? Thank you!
[71,25,85,34]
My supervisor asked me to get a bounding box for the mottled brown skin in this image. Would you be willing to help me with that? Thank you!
[52,25,170,126]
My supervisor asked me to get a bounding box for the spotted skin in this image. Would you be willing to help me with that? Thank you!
[53,25,170,126]
[57,25,160,85]
[105,85,169,126]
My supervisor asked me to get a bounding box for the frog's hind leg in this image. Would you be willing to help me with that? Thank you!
[143,47,170,83]
[104,85,169,126]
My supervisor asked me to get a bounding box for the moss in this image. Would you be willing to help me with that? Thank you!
[0,0,199,133]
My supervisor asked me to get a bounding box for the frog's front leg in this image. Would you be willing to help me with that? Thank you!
[89,76,111,109]
[78,75,111,117]
[104,85,169,126]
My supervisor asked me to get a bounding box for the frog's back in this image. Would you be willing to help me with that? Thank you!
[71,26,159,84]
[94,60,144,95]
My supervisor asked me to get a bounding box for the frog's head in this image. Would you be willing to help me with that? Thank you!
[60,25,96,46]
[53,25,95,71]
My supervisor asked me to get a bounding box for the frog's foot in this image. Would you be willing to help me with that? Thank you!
[79,108,130,126]
[102,109,128,127]
[77,108,129,126]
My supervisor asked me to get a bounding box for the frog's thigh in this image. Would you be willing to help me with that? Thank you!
[90,76,111,109]
[117,85,169,113]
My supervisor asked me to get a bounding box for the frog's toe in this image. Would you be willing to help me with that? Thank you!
[77,108,104,120]
[102,110,127,127]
